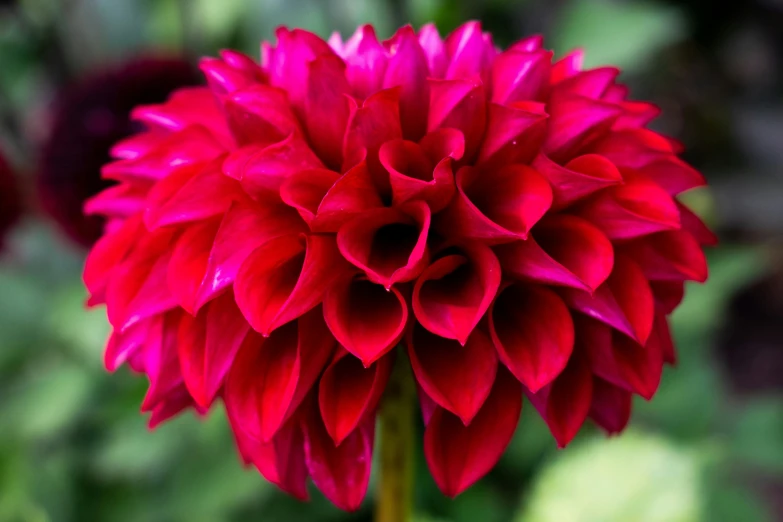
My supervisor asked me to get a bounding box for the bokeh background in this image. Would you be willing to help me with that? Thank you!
[0,0,781,521]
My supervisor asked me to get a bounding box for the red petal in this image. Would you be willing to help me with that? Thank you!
[104,318,150,371]
[589,377,633,435]
[303,400,374,511]
[323,276,408,366]
[533,153,623,209]
[341,25,388,99]
[342,88,403,194]
[575,174,680,240]
[437,165,552,244]
[147,383,203,429]
[561,254,654,344]
[224,84,301,147]
[168,218,221,314]
[84,214,143,302]
[225,310,335,441]
[496,214,614,292]
[428,78,486,162]
[235,234,348,335]
[305,54,351,169]
[232,417,309,500]
[418,23,447,78]
[578,316,663,400]
[552,67,619,100]
[408,323,498,425]
[526,350,593,447]
[225,135,324,201]
[677,201,718,246]
[621,230,708,283]
[84,181,150,218]
[489,283,574,393]
[195,199,307,311]
[311,161,385,233]
[551,50,584,83]
[178,292,250,408]
[381,138,456,212]
[140,311,185,412]
[637,155,706,196]
[444,21,493,80]
[337,201,430,288]
[412,242,501,343]
[319,350,393,445]
[650,280,685,315]
[544,96,620,163]
[424,367,522,498]
[654,312,677,365]
[280,167,341,225]
[490,49,552,104]
[384,25,430,140]
[477,102,548,169]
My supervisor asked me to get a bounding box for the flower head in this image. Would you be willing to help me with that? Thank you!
[38,56,201,245]
[84,22,714,510]
[0,150,21,249]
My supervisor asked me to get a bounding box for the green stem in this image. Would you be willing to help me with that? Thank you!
[376,356,416,522]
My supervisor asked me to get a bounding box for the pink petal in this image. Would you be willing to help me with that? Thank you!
[490,49,552,104]
[305,54,351,169]
[84,214,143,302]
[167,218,221,314]
[561,254,654,345]
[526,350,593,447]
[303,398,375,511]
[436,165,552,244]
[84,181,150,218]
[544,96,621,163]
[104,318,150,372]
[533,153,623,209]
[319,350,393,445]
[232,417,309,500]
[200,57,258,96]
[677,201,718,246]
[428,78,486,161]
[477,102,548,169]
[589,377,633,435]
[311,161,385,233]
[235,233,349,335]
[323,276,408,366]
[637,155,706,196]
[224,84,302,147]
[337,201,431,288]
[225,310,335,441]
[224,134,324,201]
[341,25,388,99]
[280,168,341,225]
[408,323,498,425]
[178,292,250,408]
[649,280,685,315]
[418,23,448,78]
[195,198,307,311]
[552,67,619,100]
[654,312,677,365]
[412,242,500,343]
[550,50,584,83]
[574,173,681,240]
[381,138,455,212]
[140,311,186,412]
[424,367,522,498]
[489,283,574,393]
[444,21,492,80]
[342,88,403,194]
[384,25,430,140]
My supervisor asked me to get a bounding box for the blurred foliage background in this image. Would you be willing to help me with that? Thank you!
[0,0,782,521]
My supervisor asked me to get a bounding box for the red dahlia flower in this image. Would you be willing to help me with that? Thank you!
[38,56,201,246]
[0,150,21,250]
[84,22,715,510]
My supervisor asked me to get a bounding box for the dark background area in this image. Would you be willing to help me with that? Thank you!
[0,0,781,521]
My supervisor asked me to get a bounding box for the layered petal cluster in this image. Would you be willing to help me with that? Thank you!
[84,22,714,509]
[0,150,22,250]
[39,56,201,246]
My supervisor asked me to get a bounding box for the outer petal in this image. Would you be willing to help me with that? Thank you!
[444,21,493,80]
[436,165,552,244]
[168,218,221,314]
[412,242,501,343]
[224,84,301,147]
[337,201,430,288]
[140,311,185,412]
[305,54,351,169]
[178,292,250,408]
[195,198,307,311]
[408,323,498,425]
[303,400,375,511]
[384,25,430,140]
[677,201,718,246]
[311,161,385,232]
[381,138,456,212]
[495,214,614,292]
[621,229,708,283]
[104,318,150,372]
[84,214,143,303]
[319,350,393,445]
[418,23,447,78]
[235,234,348,335]
[323,276,408,366]
[489,283,574,393]
[526,350,593,447]
[589,377,633,435]
[533,153,623,210]
[543,96,620,162]
[490,49,552,104]
[341,25,388,99]
[574,174,681,240]
[561,254,654,345]
[477,102,548,169]
[225,310,335,441]
[424,367,522,498]
[427,78,486,161]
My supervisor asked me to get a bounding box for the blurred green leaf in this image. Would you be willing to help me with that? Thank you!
[517,431,702,522]
[552,0,685,71]
[730,399,783,475]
